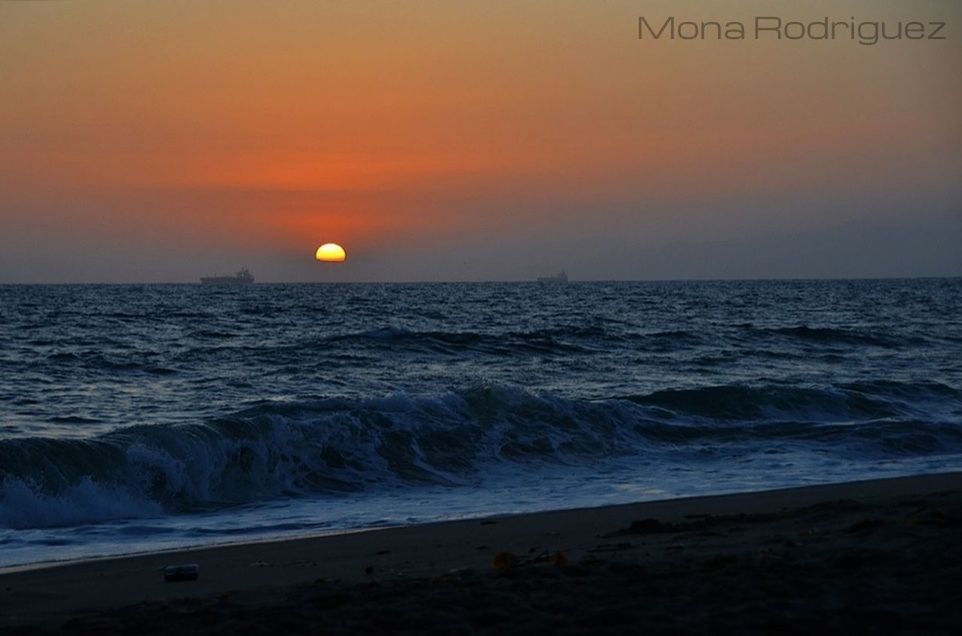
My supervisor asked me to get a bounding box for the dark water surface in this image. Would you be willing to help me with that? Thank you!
[1,280,960,566]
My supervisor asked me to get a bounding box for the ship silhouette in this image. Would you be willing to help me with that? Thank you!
[200,268,254,285]
[537,270,568,283]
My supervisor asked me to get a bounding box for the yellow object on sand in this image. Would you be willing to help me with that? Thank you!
[492,552,519,571]
[550,551,568,568]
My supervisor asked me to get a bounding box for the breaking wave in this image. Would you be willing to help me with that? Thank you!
[3,382,960,529]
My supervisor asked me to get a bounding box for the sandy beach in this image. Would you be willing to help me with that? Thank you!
[1,471,960,634]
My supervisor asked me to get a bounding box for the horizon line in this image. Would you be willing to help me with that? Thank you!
[1,275,960,286]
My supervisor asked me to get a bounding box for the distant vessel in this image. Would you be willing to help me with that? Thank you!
[200,268,255,285]
[537,270,569,283]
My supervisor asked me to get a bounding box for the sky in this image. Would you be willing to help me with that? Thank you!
[1,0,960,283]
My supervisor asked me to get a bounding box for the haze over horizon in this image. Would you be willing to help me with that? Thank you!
[2,0,960,283]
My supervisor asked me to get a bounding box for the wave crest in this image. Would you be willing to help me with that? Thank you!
[2,382,960,529]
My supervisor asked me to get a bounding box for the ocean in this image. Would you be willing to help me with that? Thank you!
[1,279,961,567]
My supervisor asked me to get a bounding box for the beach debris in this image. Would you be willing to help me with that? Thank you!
[908,508,952,526]
[163,564,200,582]
[480,520,498,526]
[589,542,634,553]
[492,549,569,571]
[446,568,475,577]
[703,554,739,569]
[375,549,391,555]
[432,568,476,583]
[846,518,886,534]
[833,553,866,570]
[492,552,520,571]
[607,561,645,576]
[364,565,374,576]
[248,559,315,568]
[313,577,341,585]
[618,518,677,535]
[550,550,569,568]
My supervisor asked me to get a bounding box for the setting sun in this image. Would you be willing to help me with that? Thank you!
[315,243,347,263]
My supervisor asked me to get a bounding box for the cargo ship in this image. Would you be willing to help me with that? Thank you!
[537,270,568,283]
[200,268,254,285]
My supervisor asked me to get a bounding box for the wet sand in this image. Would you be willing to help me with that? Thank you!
[2,472,960,634]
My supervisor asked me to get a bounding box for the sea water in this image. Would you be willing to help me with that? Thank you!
[1,279,961,567]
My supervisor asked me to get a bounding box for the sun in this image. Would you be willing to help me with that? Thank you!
[315,243,347,263]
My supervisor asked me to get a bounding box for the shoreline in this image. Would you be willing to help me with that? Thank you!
[2,469,955,576]
[2,471,960,631]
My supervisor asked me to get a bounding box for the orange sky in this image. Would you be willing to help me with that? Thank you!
[1,0,960,281]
